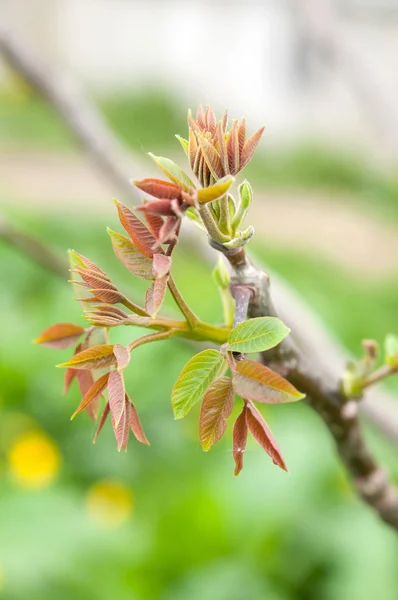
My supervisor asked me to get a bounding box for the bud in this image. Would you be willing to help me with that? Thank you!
[212,257,230,290]
[239,180,253,209]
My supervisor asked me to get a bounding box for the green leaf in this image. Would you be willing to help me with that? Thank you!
[172,350,226,419]
[233,360,305,404]
[108,228,154,280]
[197,175,234,204]
[227,317,290,353]
[385,334,398,368]
[148,153,195,192]
[200,377,234,451]
[175,134,189,156]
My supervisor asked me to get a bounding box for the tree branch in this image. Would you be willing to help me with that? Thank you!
[220,244,398,530]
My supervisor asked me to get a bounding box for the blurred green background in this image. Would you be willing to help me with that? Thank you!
[1,83,398,600]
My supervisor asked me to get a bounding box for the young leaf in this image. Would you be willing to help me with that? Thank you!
[137,199,176,217]
[93,402,110,443]
[175,134,189,156]
[108,228,154,280]
[71,372,109,420]
[197,175,234,204]
[64,367,77,394]
[245,401,287,471]
[75,369,99,422]
[112,397,130,452]
[108,369,126,427]
[188,127,198,170]
[34,323,85,349]
[196,134,224,180]
[145,275,168,318]
[200,376,234,451]
[233,360,305,404]
[227,317,290,353]
[233,405,248,476]
[241,126,265,169]
[113,344,131,370]
[89,289,125,305]
[158,216,180,244]
[172,350,227,419]
[152,254,172,279]
[133,178,181,200]
[143,210,164,239]
[114,199,157,257]
[69,251,110,280]
[128,395,150,445]
[57,345,116,370]
[385,334,398,368]
[148,153,195,192]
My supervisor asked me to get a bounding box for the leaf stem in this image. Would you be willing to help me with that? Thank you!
[219,194,232,235]
[168,275,199,329]
[199,205,230,244]
[363,364,397,390]
[127,329,177,352]
[125,315,229,345]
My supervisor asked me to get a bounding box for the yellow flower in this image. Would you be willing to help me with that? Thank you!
[7,431,61,489]
[86,480,134,527]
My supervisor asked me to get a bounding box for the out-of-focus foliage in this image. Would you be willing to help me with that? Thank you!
[1,210,398,599]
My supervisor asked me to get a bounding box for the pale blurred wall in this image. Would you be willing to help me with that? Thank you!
[2,0,398,151]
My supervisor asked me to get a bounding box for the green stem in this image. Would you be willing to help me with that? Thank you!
[168,275,199,329]
[125,315,229,346]
[121,296,149,316]
[127,329,177,352]
[199,205,230,243]
[219,194,232,235]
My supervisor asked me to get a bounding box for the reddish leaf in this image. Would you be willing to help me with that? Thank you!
[113,344,131,370]
[227,120,240,175]
[188,127,198,170]
[114,199,157,257]
[158,216,180,244]
[145,274,169,317]
[34,323,85,349]
[233,405,248,476]
[133,178,181,200]
[112,397,130,452]
[137,199,176,217]
[205,105,216,134]
[216,121,229,174]
[64,368,77,395]
[71,372,109,420]
[152,254,172,279]
[197,134,224,180]
[108,229,154,279]
[143,211,164,239]
[245,401,287,471]
[93,402,110,443]
[128,394,150,445]
[238,118,246,160]
[233,360,304,404]
[200,376,234,451]
[57,345,116,370]
[73,268,116,291]
[75,369,99,422]
[69,251,110,280]
[108,369,126,426]
[241,126,265,169]
[90,288,125,304]
[196,105,206,129]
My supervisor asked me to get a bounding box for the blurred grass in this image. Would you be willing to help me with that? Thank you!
[0,210,398,600]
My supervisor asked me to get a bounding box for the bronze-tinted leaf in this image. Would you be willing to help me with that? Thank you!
[245,401,287,471]
[57,345,116,370]
[152,254,172,279]
[197,134,224,180]
[205,105,216,133]
[137,199,176,217]
[188,128,198,170]
[143,211,164,240]
[216,121,229,174]
[69,251,110,280]
[233,405,248,476]
[233,359,304,404]
[108,369,126,426]
[133,178,181,200]
[113,344,131,370]
[145,274,169,317]
[200,376,234,451]
[114,199,157,257]
[238,118,246,159]
[90,288,125,304]
[128,394,150,445]
[112,397,130,452]
[196,105,206,129]
[158,216,180,244]
[64,367,77,395]
[108,228,154,280]
[241,126,265,169]
[93,402,110,443]
[75,369,99,422]
[227,120,240,175]
[35,323,85,350]
[73,268,116,291]
[71,372,109,420]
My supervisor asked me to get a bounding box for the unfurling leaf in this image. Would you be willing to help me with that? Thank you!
[108,369,126,427]
[245,401,287,471]
[114,199,157,257]
[152,254,172,279]
[148,153,195,192]
[133,178,181,200]
[385,334,398,368]
[233,360,305,404]
[64,367,77,395]
[233,405,248,476]
[238,180,252,209]
[75,369,99,422]
[137,199,176,217]
[69,251,110,280]
[108,228,154,280]
[200,377,234,451]
[57,345,116,370]
[227,317,290,353]
[172,350,227,419]
[34,323,85,349]
[128,394,150,445]
[241,126,265,169]
[143,210,164,239]
[145,275,168,317]
[175,134,189,156]
[93,402,110,443]
[71,372,109,420]
[112,396,130,452]
[158,216,180,244]
[197,176,234,204]
[212,256,230,290]
[113,344,131,370]
[196,134,224,180]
